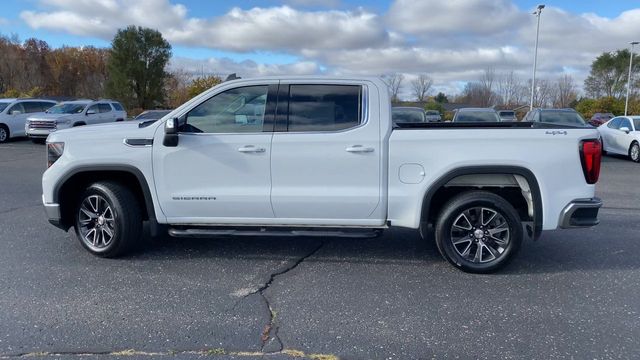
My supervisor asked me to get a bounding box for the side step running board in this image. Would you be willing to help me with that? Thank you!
[168,227,383,239]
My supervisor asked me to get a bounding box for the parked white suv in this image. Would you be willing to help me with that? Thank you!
[26,100,126,143]
[42,76,603,273]
[0,98,57,143]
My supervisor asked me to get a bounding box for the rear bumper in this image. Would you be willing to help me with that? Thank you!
[558,198,602,228]
[42,195,65,229]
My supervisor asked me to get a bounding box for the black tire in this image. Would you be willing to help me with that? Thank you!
[31,138,45,144]
[0,125,9,143]
[600,138,607,155]
[73,181,142,257]
[435,191,523,273]
[629,142,640,163]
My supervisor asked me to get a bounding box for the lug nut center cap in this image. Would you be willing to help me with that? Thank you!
[97,216,105,226]
[473,229,484,239]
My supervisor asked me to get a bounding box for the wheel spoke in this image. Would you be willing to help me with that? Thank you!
[460,242,472,258]
[488,224,508,236]
[452,237,472,246]
[481,208,497,226]
[473,243,483,263]
[483,243,499,261]
[453,213,473,231]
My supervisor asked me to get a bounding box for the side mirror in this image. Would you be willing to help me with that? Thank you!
[86,109,97,115]
[163,118,179,147]
[620,127,630,134]
[11,110,21,115]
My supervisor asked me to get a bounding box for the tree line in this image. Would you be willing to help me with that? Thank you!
[0,27,222,114]
[384,48,640,118]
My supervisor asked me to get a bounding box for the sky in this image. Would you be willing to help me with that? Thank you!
[0,0,639,97]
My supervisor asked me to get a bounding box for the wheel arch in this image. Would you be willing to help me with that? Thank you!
[53,165,157,232]
[420,166,543,240]
[72,121,86,127]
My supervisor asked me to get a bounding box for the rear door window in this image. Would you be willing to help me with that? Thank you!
[98,103,112,113]
[111,102,124,111]
[286,85,362,132]
[23,102,44,113]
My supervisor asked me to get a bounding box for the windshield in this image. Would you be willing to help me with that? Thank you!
[135,110,171,120]
[0,103,9,113]
[539,112,586,126]
[46,103,87,114]
[455,111,500,122]
[393,109,426,123]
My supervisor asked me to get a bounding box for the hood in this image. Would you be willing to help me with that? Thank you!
[27,113,73,122]
[47,121,155,143]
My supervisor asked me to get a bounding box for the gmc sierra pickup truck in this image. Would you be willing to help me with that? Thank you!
[42,76,602,273]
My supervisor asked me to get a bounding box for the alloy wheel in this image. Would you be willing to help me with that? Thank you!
[449,207,510,264]
[631,144,640,162]
[0,128,7,142]
[77,195,116,251]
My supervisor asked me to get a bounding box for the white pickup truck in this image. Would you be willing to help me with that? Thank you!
[42,76,603,273]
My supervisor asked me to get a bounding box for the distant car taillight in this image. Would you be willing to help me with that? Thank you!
[579,139,601,184]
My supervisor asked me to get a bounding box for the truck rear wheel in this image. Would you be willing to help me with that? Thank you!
[435,191,522,273]
[74,181,142,257]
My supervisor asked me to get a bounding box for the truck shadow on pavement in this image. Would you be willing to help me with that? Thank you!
[124,211,640,275]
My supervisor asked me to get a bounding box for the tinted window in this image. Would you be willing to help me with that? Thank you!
[0,103,9,113]
[539,112,586,126]
[287,85,362,132]
[182,85,268,133]
[38,102,55,112]
[393,109,425,123]
[112,102,124,111]
[98,103,112,113]
[634,119,640,131]
[455,111,500,122]
[8,103,25,114]
[608,118,621,129]
[23,102,44,113]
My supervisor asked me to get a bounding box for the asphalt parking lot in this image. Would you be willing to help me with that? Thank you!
[0,140,639,359]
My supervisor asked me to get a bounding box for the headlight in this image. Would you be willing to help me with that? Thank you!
[47,142,64,168]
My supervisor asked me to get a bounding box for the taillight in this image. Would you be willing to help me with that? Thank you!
[579,139,601,184]
[47,142,64,168]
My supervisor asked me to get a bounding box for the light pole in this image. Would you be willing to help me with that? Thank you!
[625,41,639,116]
[530,4,545,111]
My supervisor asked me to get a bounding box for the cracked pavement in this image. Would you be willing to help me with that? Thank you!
[1,141,639,359]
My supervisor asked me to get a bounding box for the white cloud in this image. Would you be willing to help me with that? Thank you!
[169,57,322,78]
[17,0,640,96]
[21,1,389,53]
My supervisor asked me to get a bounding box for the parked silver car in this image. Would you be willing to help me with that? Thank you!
[0,98,57,143]
[424,110,442,122]
[26,99,126,143]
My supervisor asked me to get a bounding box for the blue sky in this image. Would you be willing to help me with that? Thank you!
[1,0,639,94]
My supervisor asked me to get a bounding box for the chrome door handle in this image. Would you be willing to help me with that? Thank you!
[238,145,266,153]
[346,145,374,153]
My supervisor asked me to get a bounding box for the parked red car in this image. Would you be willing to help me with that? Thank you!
[590,112,615,126]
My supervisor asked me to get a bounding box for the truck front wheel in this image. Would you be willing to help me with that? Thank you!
[435,191,523,273]
[74,181,142,257]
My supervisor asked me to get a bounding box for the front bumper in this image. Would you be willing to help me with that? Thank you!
[28,128,55,138]
[558,198,602,228]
